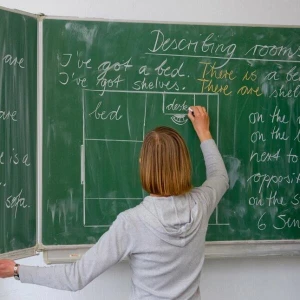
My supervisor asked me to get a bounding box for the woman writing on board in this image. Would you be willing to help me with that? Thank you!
[0,106,229,300]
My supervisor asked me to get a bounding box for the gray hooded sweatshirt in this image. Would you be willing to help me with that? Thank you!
[19,139,229,300]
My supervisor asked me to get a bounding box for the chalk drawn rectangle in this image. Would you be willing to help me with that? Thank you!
[83,91,146,141]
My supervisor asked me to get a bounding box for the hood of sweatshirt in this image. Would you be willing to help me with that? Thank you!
[136,192,203,247]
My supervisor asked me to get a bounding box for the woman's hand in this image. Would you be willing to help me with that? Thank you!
[0,259,16,278]
[188,106,212,142]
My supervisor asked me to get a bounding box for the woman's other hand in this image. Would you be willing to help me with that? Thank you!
[0,259,16,278]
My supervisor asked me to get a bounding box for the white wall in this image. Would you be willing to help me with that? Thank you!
[0,1,300,299]
[1,0,300,25]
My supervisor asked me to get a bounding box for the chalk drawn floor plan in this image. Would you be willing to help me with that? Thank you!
[81,90,228,228]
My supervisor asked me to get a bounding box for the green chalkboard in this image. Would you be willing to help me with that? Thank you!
[42,19,300,247]
[0,8,37,256]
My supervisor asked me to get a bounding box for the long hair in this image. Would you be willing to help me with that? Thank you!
[139,126,192,196]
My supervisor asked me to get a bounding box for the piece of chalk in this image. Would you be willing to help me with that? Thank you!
[188,107,195,116]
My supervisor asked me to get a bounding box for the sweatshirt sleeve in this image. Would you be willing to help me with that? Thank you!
[19,213,133,291]
[197,139,229,218]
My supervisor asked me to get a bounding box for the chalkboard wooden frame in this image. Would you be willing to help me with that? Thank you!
[41,240,300,264]
[39,15,300,262]
[39,17,300,262]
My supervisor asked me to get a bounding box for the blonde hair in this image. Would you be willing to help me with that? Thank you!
[139,126,192,196]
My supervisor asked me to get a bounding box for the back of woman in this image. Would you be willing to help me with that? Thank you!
[124,192,208,299]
